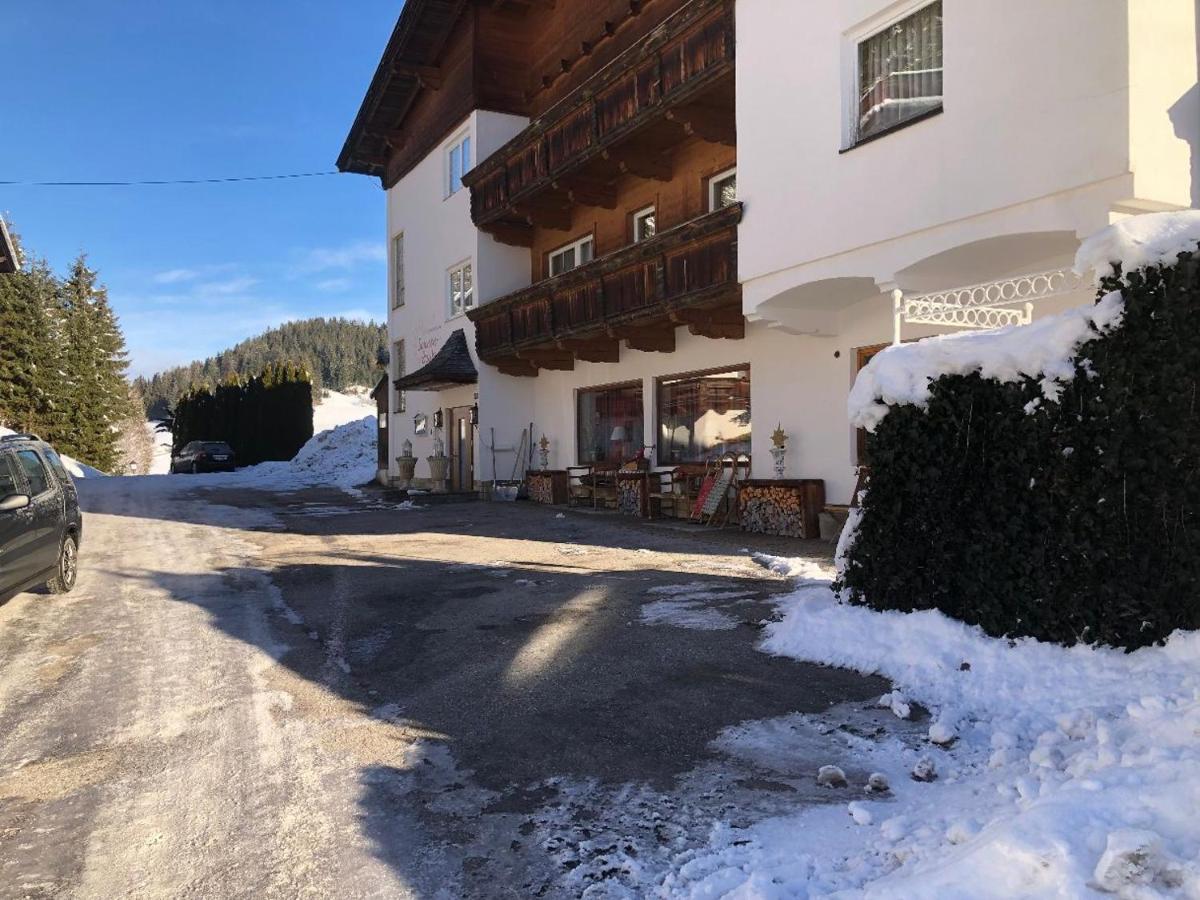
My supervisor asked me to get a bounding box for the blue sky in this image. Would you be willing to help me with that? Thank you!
[0,0,400,377]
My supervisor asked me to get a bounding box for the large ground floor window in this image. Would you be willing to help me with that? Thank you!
[657,366,750,466]
[577,381,644,464]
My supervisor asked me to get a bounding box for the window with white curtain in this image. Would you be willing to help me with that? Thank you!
[855,1,943,143]
[448,260,474,317]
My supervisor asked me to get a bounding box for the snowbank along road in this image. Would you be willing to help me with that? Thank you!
[0,476,893,898]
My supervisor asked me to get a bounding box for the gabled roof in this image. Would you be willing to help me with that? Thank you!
[393,328,478,391]
[369,373,389,400]
[0,218,17,274]
[337,0,469,179]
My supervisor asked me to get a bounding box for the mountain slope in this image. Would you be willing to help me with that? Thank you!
[135,317,386,417]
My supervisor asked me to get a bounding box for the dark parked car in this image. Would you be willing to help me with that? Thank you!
[171,441,236,474]
[0,433,82,600]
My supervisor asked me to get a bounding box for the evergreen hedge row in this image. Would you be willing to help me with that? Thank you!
[837,249,1200,650]
[171,362,313,466]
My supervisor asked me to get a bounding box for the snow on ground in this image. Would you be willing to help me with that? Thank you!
[312,386,375,434]
[657,557,1200,898]
[640,583,758,631]
[146,421,173,475]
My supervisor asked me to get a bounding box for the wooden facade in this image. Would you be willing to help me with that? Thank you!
[462,0,735,246]
[468,203,742,375]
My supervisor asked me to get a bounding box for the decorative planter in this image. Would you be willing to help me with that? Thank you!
[426,455,449,492]
[395,455,417,488]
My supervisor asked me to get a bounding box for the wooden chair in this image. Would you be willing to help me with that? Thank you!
[567,464,595,508]
[648,468,682,519]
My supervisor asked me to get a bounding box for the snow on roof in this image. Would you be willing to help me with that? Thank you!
[1075,209,1200,283]
[848,291,1125,432]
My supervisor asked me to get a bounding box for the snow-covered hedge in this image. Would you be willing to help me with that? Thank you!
[838,213,1200,650]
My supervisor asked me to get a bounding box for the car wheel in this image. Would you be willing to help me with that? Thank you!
[46,534,78,594]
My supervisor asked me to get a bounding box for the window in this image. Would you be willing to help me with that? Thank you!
[447,133,471,196]
[42,449,71,483]
[0,454,19,498]
[708,168,737,211]
[657,367,750,466]
[14,449,50,496]
[393,339,406,413]
[548,235,594,278]
[854,2,943,144]
[391,233,405,309]
[633,206,656,242]
[448,261,474,316]
[577,382,643,464]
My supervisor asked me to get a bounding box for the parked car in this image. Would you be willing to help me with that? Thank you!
[0,433,82,600]
[171,441,237,474]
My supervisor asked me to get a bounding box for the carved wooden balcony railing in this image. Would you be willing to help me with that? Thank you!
[467,203,743,376]
[462,0,735,245]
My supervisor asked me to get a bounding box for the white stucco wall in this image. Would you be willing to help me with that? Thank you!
[385,109,530,481]
[736,0,1198,311]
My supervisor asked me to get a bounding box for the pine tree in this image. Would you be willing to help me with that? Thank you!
[0,233,56,434]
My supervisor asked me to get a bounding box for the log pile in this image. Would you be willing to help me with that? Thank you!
[738,479,825,538]
[526,471,569,505]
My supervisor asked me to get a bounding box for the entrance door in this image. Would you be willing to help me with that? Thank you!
[448,406,475,492]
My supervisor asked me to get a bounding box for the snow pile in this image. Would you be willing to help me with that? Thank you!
[661,569,1200,898]
[0,425,105,478]
[240,415,377,491]
[1075,209,1200,284]
[848,290,1125,432]
[312,386,376,435]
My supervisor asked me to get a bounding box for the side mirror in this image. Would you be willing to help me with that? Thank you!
[0,494,30,512]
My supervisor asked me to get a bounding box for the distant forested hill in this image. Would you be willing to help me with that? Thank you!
[135,317,387,418]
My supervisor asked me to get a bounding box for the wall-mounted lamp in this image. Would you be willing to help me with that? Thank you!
[470,404,479,425]
[432,409,444,429]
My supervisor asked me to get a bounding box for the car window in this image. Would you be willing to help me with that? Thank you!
[14,450,50,496]
[202,443,232,453]
[42,449,73,484]
[0,454,19,498]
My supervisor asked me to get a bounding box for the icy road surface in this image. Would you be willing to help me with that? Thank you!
[0,477,891,898]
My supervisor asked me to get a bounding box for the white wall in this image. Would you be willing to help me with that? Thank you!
[385,109,530,480]
[736,0,1198,309]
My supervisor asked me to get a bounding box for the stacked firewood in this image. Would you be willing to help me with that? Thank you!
[739,485,808,538]
[527,473,555,505]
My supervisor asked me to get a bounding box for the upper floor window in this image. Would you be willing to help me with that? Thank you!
[633,206,657,242]
[391,233,405,309]
[447,134,471,196]
[708,168,737,211]
[854,2,943,144]
[448,260,474,317]
[549,235,594,278]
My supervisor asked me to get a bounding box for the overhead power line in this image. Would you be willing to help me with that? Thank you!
[0,171,343,187]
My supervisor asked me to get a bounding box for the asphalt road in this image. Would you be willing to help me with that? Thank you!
[0,479,888,898]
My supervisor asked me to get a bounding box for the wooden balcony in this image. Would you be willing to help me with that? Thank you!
[462,0,735,245]
[467,203,743,376]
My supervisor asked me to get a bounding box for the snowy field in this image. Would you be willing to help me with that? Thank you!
[658,555,1200,898]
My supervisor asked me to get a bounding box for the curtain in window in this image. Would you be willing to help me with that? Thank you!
[858,1,943,141]
[577,383,644,464]
[657,368,750,465]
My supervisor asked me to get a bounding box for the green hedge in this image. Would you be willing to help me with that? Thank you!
[837,250,1200,650]
[171,362,313,466]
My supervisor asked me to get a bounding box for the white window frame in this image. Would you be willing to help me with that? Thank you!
[707,167,737,212]
[391,232,405,309]
[445,132,472,197]
[548,234,595,278]
[632,206,657,242]
[841,0,943,150]
[447,259,474,318]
